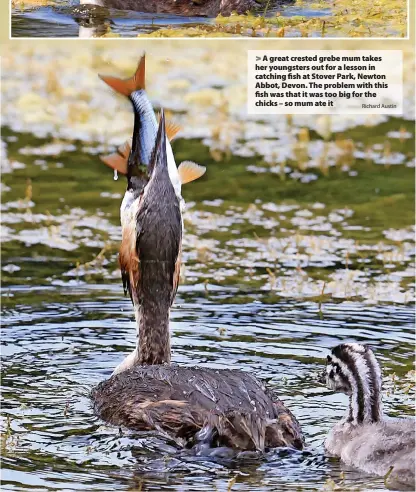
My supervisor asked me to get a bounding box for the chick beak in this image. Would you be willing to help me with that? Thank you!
[318,369,327,385]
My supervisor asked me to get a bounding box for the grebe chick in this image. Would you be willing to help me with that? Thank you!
[323,343,415,490]
[92,112,304,453]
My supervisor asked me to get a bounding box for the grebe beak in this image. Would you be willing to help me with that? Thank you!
[148,109,169,178]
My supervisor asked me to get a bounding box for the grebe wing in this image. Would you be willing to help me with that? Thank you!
[92,365,304,451]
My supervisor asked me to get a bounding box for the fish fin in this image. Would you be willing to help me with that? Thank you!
[100,152,128,175]
[156,112,182,141]
[100,140,131,174]
[178,161,206,185]
[118,140,131,159]
[166,120,182,141]
[99,54,146,96]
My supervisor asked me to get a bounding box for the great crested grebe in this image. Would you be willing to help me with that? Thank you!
[98,56,205,374]
[80,0,267,17]
[91,110,304,454]
[323,343,415,490]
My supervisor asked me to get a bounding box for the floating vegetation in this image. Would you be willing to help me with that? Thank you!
[1,120,414,305]
[11,0,56,6]
[210,0,407,38]
[385,370,416,398]
[1,45,414,303]
[11,0,407,38]
[1,41,414,154]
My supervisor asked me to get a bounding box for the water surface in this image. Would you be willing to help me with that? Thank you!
[1,116,414,490]
[10,0,332,38]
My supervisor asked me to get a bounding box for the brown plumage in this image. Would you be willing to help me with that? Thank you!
[92,365,304,451]
[129,111,182,365]
[119,198,141,304]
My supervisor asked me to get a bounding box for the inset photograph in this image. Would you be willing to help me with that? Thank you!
[10,0,408,38]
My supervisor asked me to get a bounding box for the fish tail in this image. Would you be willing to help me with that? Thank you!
[99,54,146,97]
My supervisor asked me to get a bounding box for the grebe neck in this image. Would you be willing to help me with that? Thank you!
[332,344,383,425]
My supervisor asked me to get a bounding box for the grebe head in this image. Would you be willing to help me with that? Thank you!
[324,343,383,424]
[325,343,379,393]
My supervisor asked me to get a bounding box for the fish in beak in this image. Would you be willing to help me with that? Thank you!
[98,55,205,303]
[98,54,206,215]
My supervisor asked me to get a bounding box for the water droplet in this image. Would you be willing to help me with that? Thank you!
[113,170,118,181]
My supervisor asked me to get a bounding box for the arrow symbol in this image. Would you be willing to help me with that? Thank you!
[256,56,261,61]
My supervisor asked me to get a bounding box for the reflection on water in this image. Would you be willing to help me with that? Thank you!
[11,0,328,38]
[1,119,415,490]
